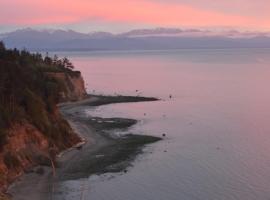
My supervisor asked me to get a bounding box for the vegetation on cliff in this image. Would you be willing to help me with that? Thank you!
[0,41,81,148]
[0,41,83,189]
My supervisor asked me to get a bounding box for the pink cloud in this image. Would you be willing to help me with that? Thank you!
[0,0,269,30]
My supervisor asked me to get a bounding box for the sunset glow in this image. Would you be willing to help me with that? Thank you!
[1,0,270,32]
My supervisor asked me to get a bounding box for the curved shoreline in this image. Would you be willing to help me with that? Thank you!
[8,95,161,200]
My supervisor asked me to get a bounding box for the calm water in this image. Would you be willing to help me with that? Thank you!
[56,49,270,200]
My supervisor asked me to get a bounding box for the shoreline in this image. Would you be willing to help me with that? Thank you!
[8,95,161,200]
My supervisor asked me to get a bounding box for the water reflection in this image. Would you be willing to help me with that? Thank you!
[55,49,270,200]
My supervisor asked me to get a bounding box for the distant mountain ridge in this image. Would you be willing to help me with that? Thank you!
[1,28,270,51]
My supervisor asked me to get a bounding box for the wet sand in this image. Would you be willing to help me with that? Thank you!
[8,95,161,200]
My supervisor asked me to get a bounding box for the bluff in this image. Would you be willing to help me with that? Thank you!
[46,71,87,102]
[0,42,87,193]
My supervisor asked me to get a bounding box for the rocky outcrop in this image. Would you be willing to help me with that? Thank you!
[46,71,87,102]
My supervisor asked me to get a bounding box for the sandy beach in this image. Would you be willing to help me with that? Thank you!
[8,95,161,200]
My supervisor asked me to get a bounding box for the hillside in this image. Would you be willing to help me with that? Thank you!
[2,28,270,51]
[0,42,86,193]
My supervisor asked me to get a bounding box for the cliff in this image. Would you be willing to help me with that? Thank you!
[0,120,80,191]
[0,43,85,193]
[46,71,87,102]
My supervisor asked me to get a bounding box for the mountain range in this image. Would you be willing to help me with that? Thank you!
[1,28,270,51]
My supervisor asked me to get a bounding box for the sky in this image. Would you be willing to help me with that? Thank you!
[0,0,270,33]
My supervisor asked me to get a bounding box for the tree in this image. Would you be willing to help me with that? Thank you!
[44,53,53,65]
[53,55,59,65]
[0,41,5,51]
[62,57,74,69]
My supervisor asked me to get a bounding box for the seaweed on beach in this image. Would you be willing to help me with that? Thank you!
[57,99,162,181]
[56,134,161,181]
[83,95,159,107]
[87,117,137,130]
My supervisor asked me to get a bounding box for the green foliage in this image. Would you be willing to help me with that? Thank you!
[0,42,77,149]
[0,41,5,51]
[62,57,74,69]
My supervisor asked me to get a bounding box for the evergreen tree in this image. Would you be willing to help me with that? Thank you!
[0,41,5,51]
[62,57,74,69]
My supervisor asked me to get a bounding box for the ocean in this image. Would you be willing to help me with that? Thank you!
[55,49,270,200]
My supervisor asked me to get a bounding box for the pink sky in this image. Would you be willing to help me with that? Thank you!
[0,0,270,32]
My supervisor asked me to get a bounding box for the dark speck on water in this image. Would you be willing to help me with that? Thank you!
[46,49,270,200]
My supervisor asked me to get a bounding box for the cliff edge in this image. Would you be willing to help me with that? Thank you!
[46,71,87,102]
[0,42,86,194]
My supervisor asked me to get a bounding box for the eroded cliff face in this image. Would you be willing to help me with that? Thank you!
[46,71,87,102]
[0,123,49,190]
[0,46,88,197]
[0,71,86,192]
[0,117,80,191]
